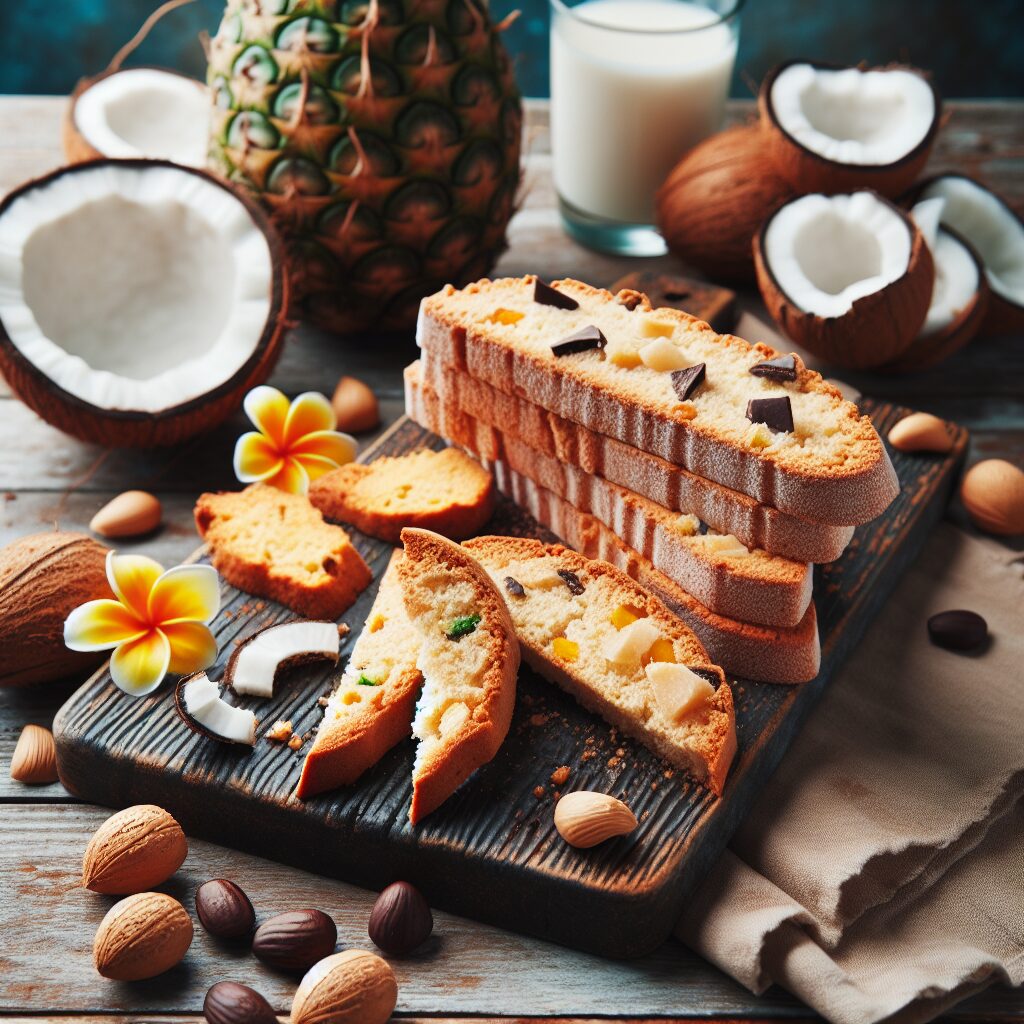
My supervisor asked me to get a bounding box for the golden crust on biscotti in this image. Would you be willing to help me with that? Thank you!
[407,367,814,629]
[193,484,371,619]
[417,276,899,525]
[397,527,518,823]
[463,534,735,795]
[309,448,495,544]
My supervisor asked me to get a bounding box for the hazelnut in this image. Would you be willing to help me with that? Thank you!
[960,458,1024,536]
[252,908,337,972]
[195,879,256,939]
[368,881,433,955]
[203,981,278,1024]
[331,375,380,433]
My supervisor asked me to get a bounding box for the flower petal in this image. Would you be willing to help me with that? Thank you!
[109,630,171,696]
[64,599,148,652]
[265,457,310,495]
[163,621,218,674]
[149,564,221,625]
[107,551,163,620]
[289,429,357,467]
[293,453,346,484]
[234,431,283,484]
[283,391,335,445]
[244,385,290,442]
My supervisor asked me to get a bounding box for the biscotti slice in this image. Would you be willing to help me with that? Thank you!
[296,551,423,800]
[417,277,899,525]
[398,528,519,823]
[463,536,736,793]
[407,368,813,628]
[490,466,821,684]
[409,359,854,563]
[194,484,372,619]
[309,447,495,543]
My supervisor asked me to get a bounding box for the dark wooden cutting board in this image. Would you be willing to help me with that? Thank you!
[53,403,967,959]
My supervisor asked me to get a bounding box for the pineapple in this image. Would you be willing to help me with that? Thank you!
[207,0,523,334]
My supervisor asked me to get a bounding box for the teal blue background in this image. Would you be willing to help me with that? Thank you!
[0,0,1021,99]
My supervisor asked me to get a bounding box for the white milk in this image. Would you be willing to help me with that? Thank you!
[551,0,737,224]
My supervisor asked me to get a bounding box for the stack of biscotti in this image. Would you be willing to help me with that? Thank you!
[406,276,900,684]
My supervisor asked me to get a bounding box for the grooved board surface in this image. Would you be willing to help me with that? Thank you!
[52,406,966,959]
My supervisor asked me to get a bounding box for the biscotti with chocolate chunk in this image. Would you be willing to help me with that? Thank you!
[416,276,898,525]
[463,535,736,794]
[194,484,372,619]
[406,365,813,628]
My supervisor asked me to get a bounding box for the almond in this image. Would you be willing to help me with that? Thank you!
[887,412,955,454]
[961,459,1024,536]
[331,375,380,433]
[89,490,162,538]
[93,891,193,980]
[553,791,638,848]
[82,804,188,894]
[291,949,397,1024]
[10,724,59,784]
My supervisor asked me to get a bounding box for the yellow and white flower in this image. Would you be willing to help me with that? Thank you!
[233,385,357,495]
[64,552,221,696]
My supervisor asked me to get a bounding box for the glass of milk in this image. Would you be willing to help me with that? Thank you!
[550,0,742,255]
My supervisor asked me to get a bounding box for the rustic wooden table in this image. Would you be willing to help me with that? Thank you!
[1,97,1021,1022]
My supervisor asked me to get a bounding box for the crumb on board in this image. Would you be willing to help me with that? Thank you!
[550,765,571,787]
[532,785,546,799]
[317,696,330,707]
[529,713,549,727]
[266,720,293,743]
[581,748,596,761]
[287,734,304,750]
[338,623,350,637]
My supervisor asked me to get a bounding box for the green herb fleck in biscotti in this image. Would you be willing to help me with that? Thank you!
[446,614,481,641]
[357,674,381,686]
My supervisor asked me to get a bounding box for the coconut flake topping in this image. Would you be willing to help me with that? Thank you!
[229,620,340,698]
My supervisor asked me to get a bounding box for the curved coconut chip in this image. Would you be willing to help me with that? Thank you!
[225,619,341,699]
[175,673,258,746]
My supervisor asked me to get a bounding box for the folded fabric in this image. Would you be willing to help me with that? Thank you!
[677,523,1024,1023]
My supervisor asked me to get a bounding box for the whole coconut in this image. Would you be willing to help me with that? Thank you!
[656,123,797,283]
[0,532,112,686]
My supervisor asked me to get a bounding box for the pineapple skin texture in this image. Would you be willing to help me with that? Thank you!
[208,0,523,334]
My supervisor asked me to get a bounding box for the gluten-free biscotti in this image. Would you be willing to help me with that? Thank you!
[416,276,899,525]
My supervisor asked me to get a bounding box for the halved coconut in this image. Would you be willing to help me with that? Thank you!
[0,160,288,447]
[909,174,1024,336]
[753,191,934,369]
[226,620,340,699]
[65,68,210,167]
[760,61,941,198]
[882,198,988,372]
[176,673,257,746]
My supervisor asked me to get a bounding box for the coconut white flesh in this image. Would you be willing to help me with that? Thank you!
[912,200,980,336]
[75,69,210,167]
[183,674,257,745]
[0,163,273,413]
[230,621,340,698]
[763,192,912,318]
[919,176,1024,308]
[771,64,935,167]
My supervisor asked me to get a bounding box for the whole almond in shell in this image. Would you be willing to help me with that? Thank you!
[10,723,59,784]
[291,949,397,1024]
[961,459,1024,536]
[331,375,380,433]
[554,791,638,848]
[90,490,162,538]
[83,804,188,894]
[887,413,955,454]
[0,531,111,687]
[93,891,193,980]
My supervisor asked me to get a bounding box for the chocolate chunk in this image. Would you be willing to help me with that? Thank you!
[504,576,526,597]
[557,568,585,595]
[927,610,988,651]
[534,279,579,311]
[551,325,606,357]
[749,354,797,382]
[746,396,794,433]
[670,363,706,401]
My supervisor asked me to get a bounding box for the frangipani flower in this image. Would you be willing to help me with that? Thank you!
[233,385,357,494]
[64,552,221,697]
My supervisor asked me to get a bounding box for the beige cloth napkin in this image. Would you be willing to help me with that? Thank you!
[676,522,1024,1023]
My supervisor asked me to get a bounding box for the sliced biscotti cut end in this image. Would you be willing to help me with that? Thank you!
[296,551,423,800]
[418,276,899,524]
[309,447,495,544]
[194,484,372,619]
[397,528,519,823]
[463,535,736,794]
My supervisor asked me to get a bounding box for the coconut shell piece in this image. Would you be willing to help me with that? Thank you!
[759,60,942,199]
[754,193,935,370]
[656,124,797,283]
